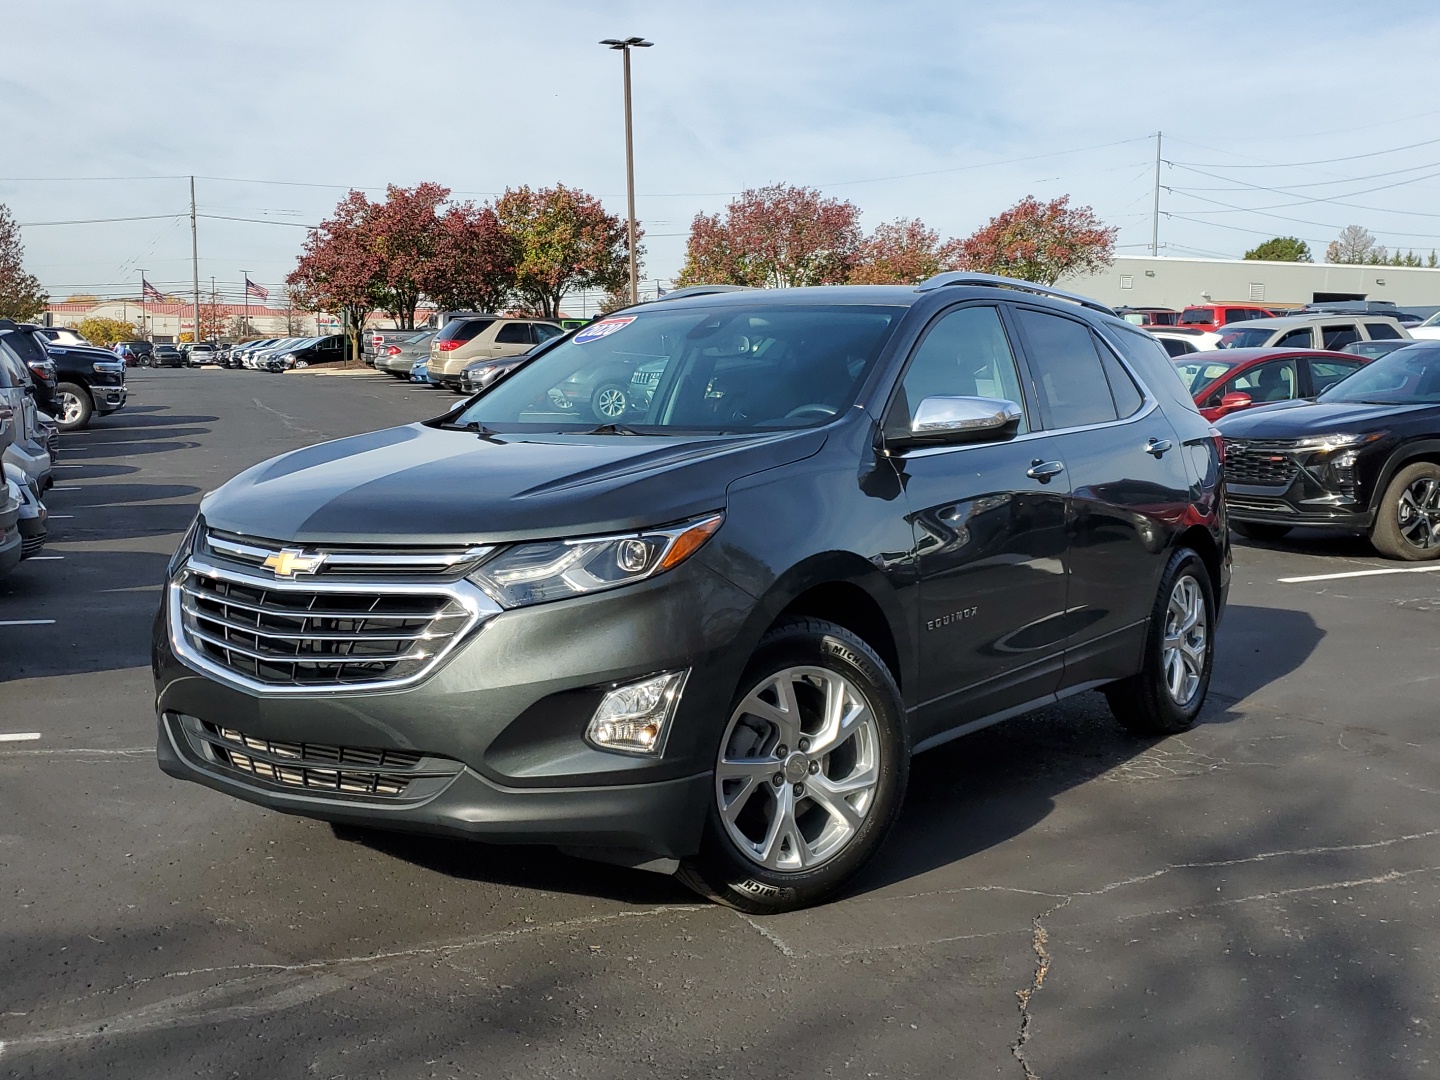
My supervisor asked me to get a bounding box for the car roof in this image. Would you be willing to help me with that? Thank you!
[1219,313,1402,329]
[1195,347,1366,363]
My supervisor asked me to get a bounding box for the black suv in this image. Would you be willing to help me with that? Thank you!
[1219,340,1440,558]
[153,275,1229,912]
[0,320,127,431]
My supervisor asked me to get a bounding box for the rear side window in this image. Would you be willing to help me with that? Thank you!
[1274,328,1314,348]
[438,318,494,344]
[1094,335,1144,418]
[0,340,23,388]
[495,323,533,345]
[1014,308,1117,428]
[0,330,47,365]
[1322,324,1361,349]
[1310,360,1362,394]
[1106,324,1203,417]
[534,324,563,343]
[1159,337,1196,357]
[1365,321,1402,341]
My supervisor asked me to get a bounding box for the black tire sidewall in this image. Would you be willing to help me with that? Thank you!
[686,620,909,912]
[1372,462,1440,561]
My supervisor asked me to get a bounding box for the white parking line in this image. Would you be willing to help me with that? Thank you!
[47,514,73,519]
[50,486,81,492]
[1278,565,1440,584]
[27,555,63,561]
[0,732,41,742]
[54,464,84,468]
[0,619,56,626]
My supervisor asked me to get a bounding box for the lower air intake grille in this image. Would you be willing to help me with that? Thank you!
[189,719,461,800]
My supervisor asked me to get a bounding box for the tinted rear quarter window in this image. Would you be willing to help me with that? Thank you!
[1322,324,1361,349]
[495,323,532,345]
[1106,323,1202,418]
[1365,321,1402,341]
[1014,308,1117,428]
[1094,335,1144,417]
[1,330,47,365]
[439,318,494,344]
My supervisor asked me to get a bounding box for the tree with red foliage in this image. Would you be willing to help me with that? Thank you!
[953,195,1116,285]
[367,182,451,329]
[676,184,862,289]
[287,190,383,362]
[494,185,631,319]
[420,202,513,316]
[848,217,959,285]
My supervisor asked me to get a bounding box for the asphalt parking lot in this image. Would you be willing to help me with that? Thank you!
[2,366,1439,1079]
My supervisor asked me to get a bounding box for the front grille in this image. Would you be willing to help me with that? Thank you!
[178,569,474,687]
[203,530,491,578]
[1224,440,1299,486]
[186,717,461,800]
[21,531,46,557]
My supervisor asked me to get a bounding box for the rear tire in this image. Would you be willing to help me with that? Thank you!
[590,382,629,421]
[1371,462,1440,561]
[1105,548,1215,736]
[676,618,909,914]
[55,382,93,432]
[1231,522,1291,542]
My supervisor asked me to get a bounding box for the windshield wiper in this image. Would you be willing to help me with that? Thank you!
[585,422,649,436]
[440,419,503,440]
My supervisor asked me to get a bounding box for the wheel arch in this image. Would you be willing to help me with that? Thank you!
[1174,523,1223,598]
[1368,441,1440,514]
[745,552,912,699]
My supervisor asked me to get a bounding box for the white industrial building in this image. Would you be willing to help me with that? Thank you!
[1062,255,1440,313]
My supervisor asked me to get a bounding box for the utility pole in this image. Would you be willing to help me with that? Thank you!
[190,176,201,344]
[601,37,652,305]
[1151,131,1162,258]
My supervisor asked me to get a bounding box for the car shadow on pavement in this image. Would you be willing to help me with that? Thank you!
[1209,602,1324,709]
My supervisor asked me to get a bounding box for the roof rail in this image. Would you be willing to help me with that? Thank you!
[652,284,753,302]
[915,272,1116,316]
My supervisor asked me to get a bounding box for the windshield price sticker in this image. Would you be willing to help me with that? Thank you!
[574,316,636,344]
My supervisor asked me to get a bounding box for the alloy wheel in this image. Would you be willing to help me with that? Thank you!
[60,392,84,426]
[595,387,627,419]
[1396,476,1440,550]
[1162,575,1207,706]
[715,665,880,873]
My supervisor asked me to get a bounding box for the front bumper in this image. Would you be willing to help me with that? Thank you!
[92,383,127,413]
[153,557,758,862]
[1225,481,1372,530]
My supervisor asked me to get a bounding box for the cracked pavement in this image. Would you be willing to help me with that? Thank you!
[3,369,1438,1078]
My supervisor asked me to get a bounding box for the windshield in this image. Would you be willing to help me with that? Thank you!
[1217,326,1276,349]
[1173,357,1239,392]
[1420,311,1440,328]
[1319,344,1440,404]
[448,304,901,433]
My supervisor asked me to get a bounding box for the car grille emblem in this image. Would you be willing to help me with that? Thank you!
[262,549,326,577]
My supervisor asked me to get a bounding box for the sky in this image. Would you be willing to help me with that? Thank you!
[5,0,1440,308]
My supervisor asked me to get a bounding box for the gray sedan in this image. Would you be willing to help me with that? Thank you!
[375,331,436,378]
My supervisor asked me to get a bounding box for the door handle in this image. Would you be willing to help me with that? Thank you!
[1026,459,1065,483]
[1145,437,1173,458]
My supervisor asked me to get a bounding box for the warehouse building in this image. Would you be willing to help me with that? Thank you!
[1062,255,1440,313]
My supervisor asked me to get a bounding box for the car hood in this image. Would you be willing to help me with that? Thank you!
[1215,398,1436,438]
[201,423,828,545]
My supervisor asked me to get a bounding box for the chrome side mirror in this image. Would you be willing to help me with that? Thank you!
[902,396,1023,446]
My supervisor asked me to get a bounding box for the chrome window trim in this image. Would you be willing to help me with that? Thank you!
[168,554,502,698]
[892,400,1160,461]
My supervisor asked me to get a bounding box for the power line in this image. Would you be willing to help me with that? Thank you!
[1170,136,1440,170]
[1166,163,1440,219]
[18,213,185,227]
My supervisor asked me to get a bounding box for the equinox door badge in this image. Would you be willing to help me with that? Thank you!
[927,607,978,631]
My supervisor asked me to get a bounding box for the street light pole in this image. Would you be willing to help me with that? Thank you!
[601,36,652,305]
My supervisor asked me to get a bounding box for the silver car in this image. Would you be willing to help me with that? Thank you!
[375,330,437,378]
[0,338,53,494]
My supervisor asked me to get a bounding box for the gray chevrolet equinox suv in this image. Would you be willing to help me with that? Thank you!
[154,274,1230,913]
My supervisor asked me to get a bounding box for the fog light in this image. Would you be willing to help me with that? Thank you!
[586,670,688,756]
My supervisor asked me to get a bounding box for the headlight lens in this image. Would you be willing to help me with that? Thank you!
[1293,431,1386,452]
[468,513,723,608]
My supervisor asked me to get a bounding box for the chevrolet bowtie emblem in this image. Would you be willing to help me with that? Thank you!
[262,549,326,577]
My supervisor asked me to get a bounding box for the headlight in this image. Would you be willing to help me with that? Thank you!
[281,353,295,362]
[1293,432,1386,452]
[468,513,723,608]
[167,515,202,578]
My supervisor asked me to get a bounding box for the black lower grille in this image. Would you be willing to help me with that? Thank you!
[191,719,461,800]
[21,531,46,557]
[1225,440,1299,486]
[1227,494,1296,515]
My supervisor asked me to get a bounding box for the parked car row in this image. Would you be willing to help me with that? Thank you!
[210,335,349,372]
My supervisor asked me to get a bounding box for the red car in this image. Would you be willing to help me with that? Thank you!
[1177,302,1279,333]
[1172,348,1374,422]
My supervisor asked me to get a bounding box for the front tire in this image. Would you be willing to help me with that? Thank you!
[1105,548,1215,736]
[55,382,93,431]
[1371,462,1440,561]
[1232,522,1291,543]
[677,618,909,913]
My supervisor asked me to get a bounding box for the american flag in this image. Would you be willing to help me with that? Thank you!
[245,277,270,301]
[141,278,164,303]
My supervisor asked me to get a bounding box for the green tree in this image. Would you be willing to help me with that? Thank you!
[0,203,46,320]
[1243,236,1312,262]
[494,185,632,319]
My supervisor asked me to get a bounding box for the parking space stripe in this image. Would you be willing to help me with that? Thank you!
[27,555,64,561]
[47,514,73,519]
[0,619,57,626]
[1279,565,1440,584]
[0,732,42,742]
[51,486,81,491]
